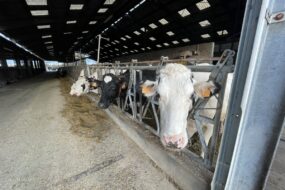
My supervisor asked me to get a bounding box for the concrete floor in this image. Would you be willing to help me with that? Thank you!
[0,73,177,190]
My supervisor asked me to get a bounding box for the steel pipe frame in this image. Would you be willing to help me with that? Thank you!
[67,51,235,172]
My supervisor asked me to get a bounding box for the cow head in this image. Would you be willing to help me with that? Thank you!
[94,73,128,109]
[70,70,90,96]
[141,64,218,150]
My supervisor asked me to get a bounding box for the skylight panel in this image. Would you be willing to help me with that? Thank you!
[199,20,211,27]
[163,43,169,46]
[196,0,211,10]
[120,37,126,41]
[115,48,119,51]
[166,31,175,36]
[159,18,168,25]
[42,35,51,38]
[31,10,48,16]
[82,31,89,34]
[104,0,116,5]
[134,42,139,46]
[172,40,179,44]
[70,4,84,10]
[123,45,128,49]
[46,45,53,49]
[182,38,190,42]
[44,41,52,44]
[114,40,120,43]
[201,34,211,38]
[217,30,228,35]
[147,47,151,50]
[125,35,131,39]
[149,37,156,41]
[178,8,191,17]
[37,25,50,29]
[111,42,116,45]
[156,44,162,48]
[89,21,97,25]
[133,31,141,35]
[25,0,47,6]
[66,20,77,24]
[64,32,72,35]
[98,8,108,13]
[134,49,138,52]
[149,23,158,29]
[77,36,83,39]
[141,48,145,51]
[140,27,147,32]
[74,42,78,45]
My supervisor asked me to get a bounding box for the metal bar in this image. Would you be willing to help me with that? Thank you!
[97,35,101,64]
[194,117,209,164]
[138,71,143,122]
[211,0,264,189]
[208,72,228,166]
[151,97,160,135]
[89,65,234,73]
[225,0,285,189]
[132,69,137,120]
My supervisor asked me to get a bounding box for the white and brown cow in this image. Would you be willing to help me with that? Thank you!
[69,69,117,96]
[141,63,232,155]
[70,70,90,96]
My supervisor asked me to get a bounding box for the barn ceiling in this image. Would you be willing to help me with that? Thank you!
[0,0,246,62]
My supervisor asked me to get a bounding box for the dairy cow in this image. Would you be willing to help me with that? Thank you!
[70,70,90,96]
[90,69,156,109]
[141,63,232,155]
[69,69,117,96]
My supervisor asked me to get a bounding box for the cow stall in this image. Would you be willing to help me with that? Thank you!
[65,49,235,189]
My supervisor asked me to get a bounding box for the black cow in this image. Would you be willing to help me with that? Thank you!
[88,70,156,109]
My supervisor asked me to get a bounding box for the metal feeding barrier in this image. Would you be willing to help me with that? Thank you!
[67,49,235,170]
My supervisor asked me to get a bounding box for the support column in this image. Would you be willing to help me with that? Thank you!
[224,0,285,189]
[211,0,263,189]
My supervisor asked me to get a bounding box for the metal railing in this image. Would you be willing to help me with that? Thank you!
[66,49,235,170]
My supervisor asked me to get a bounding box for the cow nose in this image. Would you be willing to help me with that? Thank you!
[162,134,188,149]
[98,102,107,109]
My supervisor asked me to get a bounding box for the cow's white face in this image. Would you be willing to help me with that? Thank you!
[158,64,194,149]
[70,77,89,96]
[70,70,90,96]
[142,63,217,150]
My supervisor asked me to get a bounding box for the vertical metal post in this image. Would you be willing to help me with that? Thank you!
[97,34,101,64]
[211,0,263,189]
[138,70,143,122]
[225,0,285,189]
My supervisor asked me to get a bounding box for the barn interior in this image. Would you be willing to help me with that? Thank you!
[0,0,284,190]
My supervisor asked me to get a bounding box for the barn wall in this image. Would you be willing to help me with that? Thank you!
[0,58,45,87]
[111,42,214,62]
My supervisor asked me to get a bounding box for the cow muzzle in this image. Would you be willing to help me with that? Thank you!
[161,132,188,150]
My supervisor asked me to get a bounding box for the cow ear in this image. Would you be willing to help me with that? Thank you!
[89,80,102,89]
[140,80,158,97]
[194,81,219,98]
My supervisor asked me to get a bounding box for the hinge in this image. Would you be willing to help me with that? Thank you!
[265,10,285,24]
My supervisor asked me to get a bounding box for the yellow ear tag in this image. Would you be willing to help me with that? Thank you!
[142,85,153,94]
[202,88,211,97]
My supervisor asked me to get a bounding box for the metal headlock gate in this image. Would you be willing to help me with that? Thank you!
[68,49,235,170]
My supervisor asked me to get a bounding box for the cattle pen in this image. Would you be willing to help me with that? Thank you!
[0,0,285,190]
